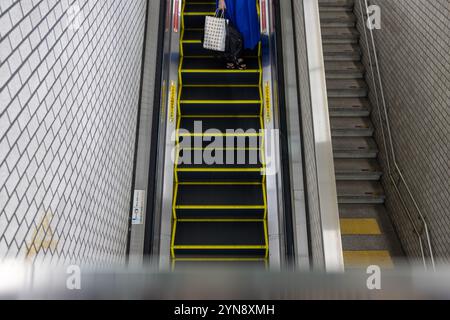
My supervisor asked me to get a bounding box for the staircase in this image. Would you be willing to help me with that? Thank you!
[319,0,402,268]
[171,0,268,270]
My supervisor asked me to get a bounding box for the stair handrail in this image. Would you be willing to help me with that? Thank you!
[357,0,435,270]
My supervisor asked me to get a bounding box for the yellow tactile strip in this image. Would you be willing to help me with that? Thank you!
[344,250,394,268]
[340,218,381,235]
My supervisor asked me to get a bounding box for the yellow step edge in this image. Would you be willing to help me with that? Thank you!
[177,219,265,223]
[340,218,382,235]
[179,147,260,151]
[173,258,266,262]
[176,168,263,172]
[181,69,260,73]
[173,245,267,250]
[176,205,265,210]
[183,12,215,16]
[178,133,263,137]
[180,100,261,104]
[177,181,262,185]
[180,114,260,117]
[183,85,260,88]
[343,250,394,268]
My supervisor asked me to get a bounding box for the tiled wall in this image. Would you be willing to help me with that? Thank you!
[355,0,450,262]
[0,0,146,265]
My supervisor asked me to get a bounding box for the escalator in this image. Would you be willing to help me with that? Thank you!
[171,0,268,269]
[319,0,402,268]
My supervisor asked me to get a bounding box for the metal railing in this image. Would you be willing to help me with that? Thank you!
[357,0,435,270]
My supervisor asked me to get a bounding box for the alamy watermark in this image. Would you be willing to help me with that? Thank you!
[367,5,381,30]
[66,265,81,290]
[366,265,382,290]
[171,122,279,176]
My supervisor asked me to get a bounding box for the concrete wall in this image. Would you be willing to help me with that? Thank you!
[355,0,450,263]
[0,0,147,265]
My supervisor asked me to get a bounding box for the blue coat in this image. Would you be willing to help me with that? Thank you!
[217,0,261,50]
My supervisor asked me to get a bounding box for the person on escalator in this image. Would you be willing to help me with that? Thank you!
[218,0,261,70]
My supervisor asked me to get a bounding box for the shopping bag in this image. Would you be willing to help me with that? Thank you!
[203,10,227,52]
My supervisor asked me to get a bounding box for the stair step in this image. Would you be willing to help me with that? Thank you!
[320,11,356,27]
[333,137,378,158]
[339,204,387,219]
[337,181,385,204]
[328,97,370,117]
[331,117,373,137]
[323,44,361,61]
[325,61,364,79]
[334,158,382,180]
[322,27,359,42]
[318,0,355,8]
[173,221,267,257]
[327,79,368,97]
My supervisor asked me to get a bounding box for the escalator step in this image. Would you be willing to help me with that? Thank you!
[176,169,264,183]
[180,86,261,115]
[173,221,267,258]
[181,57,260,85]
[173,259,267,271]
[176,208,265,219]
[181,86,260,101]
[177,148,263,168]
[176,183,265,206]
[179,116,262,133]
[174,221,266,246]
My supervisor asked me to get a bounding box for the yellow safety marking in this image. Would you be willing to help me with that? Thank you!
[178,133,263,138]
[171,221,177,259]
[264,81,271,122]
[178,219,265,223]
[340,218,382,235]
[181,69,260,73]
[178,181,262,185]
[183,84,260,88]
[343,251,394,268]
[174,258,266,262]
[262,182,268,219]
[180,100,261,104]
[172,183,179,220]
[263,220,269,258]
[176,205,265,210]
[183,55,258,59]
[180,114,260,118]
[181,40,202,44]
[183,12,215,16]
[180,147,260,151]
[169,81,177,122]
[173,245,268,250]
[176,168,263,172]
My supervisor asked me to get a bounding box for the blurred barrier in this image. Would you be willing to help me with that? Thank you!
[1,260,450,300]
